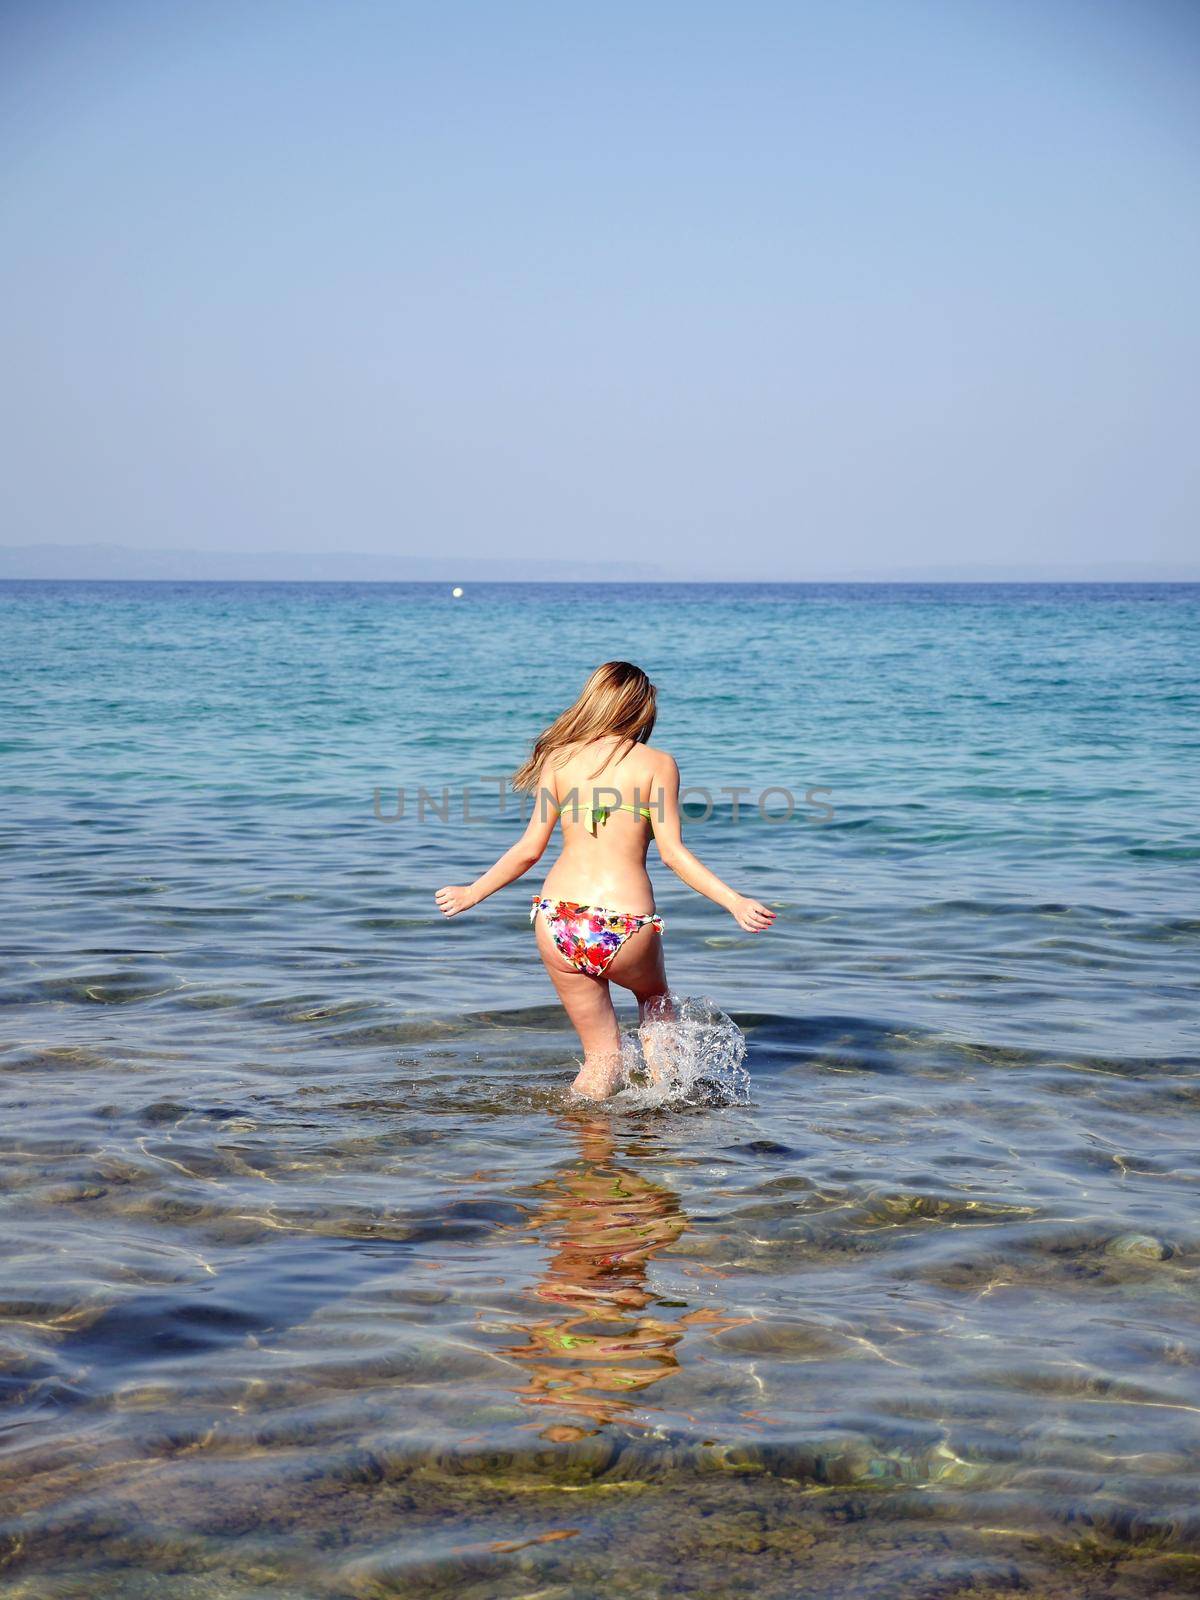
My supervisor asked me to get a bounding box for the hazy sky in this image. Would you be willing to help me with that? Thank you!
[2,0,1197,578]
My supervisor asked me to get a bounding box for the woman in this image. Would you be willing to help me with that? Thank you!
[435,661,774,1099]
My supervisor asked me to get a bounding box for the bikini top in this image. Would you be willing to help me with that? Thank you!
[557,801,654,833]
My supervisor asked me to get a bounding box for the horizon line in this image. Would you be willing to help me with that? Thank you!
[3,576,1199,588]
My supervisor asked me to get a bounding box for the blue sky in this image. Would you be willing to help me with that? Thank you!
[1,0,1197,578]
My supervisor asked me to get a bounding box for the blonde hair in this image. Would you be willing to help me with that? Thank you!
[513,661,657,792]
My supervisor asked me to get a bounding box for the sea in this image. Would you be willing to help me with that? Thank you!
[1,580,1197,1599]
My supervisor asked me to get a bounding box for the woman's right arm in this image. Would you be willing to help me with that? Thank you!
[651,756,775,933]
[434,766,557,917]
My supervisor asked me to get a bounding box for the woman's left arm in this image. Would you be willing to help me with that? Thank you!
[435,782,557,917]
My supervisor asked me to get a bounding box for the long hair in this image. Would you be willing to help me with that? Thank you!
[512,661,657,792]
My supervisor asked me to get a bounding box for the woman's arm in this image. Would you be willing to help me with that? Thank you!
[435,777,558,918]
[651,755,776,933]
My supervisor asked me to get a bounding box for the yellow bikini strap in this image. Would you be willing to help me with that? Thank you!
[557,802,652,833]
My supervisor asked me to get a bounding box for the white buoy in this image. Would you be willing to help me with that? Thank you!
[451,586,464,598]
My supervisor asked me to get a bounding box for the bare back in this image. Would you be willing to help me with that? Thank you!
[539,736,666,912]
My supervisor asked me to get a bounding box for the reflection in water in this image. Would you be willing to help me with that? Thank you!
[503,1116,746,1437]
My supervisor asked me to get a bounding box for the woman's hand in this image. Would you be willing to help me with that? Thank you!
[730,895,776,933]
[435,885,476,918]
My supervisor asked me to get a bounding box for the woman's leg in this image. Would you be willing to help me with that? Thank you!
[605,920,669,1009]
[606,926,674,1086]
[534,915,624,1098]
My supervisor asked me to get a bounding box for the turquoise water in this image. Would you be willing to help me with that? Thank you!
[1,580,1198,1598]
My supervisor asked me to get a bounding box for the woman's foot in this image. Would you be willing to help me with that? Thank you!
[570,1055,625,1100]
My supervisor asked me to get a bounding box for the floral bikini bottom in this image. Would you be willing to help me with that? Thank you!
[531,896,665,978]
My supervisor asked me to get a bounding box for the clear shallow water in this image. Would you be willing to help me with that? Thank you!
[0,580,1198,1599]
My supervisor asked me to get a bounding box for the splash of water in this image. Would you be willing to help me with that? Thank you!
[614,992,749,1109]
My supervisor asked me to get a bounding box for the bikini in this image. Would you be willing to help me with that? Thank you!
[556,801,654,834]
[530,801,665,978]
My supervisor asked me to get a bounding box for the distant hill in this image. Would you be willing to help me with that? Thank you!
[0,544,1196,584]
[0,543,666,582]
[828,561,1200,583]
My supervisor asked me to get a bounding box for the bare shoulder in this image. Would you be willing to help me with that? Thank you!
[535,755,562,799]
[641,745,679,780]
